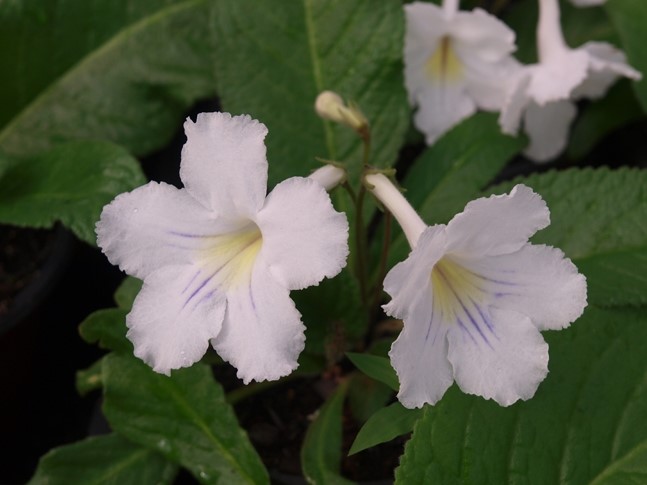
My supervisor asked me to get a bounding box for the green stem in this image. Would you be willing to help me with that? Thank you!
[226,374,299,405]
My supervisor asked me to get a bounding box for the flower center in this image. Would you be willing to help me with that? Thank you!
[199,222,263,290]
[425,36,463,83]
[430,257,496,345]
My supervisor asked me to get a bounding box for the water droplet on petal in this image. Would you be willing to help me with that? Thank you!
[132,208,139,213]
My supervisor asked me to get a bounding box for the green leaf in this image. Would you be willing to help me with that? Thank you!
[79,308,130,353]
[28,433,177,485]
[606,0,647,113]
[590,441,647,485]
[567,81,643,159]
[395,306,647,484]
[346,353,398,392]
[0,0,216,158]
[301,381,356,485]
[76,358,105,396]
[348,372,394,423]
[493,168,647,306]
[389,113,525,265]
[349,402,422,455]
[212,0,409,186]
[102,353,269,485]
[114,276,143,310]
[0,140,146,244]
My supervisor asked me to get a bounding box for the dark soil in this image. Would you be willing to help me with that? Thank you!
[0,225,56,319]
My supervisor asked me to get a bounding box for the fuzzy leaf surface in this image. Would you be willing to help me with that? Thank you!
[396,306,647,485]
[0,141,145,244]
[28,434,177,485]
[0,0,216,158]
[102,354,269,484]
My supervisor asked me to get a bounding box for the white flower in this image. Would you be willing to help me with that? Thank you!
[97,112,349,383]
[499,0,641,162]
[404,0,519,144]
[365,173,587,408]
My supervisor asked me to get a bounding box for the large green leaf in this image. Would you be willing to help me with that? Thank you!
[395,306,647,484]
[388,113,525,265]
[0,0,216,158]
[212,0,409,186]
[0,140,146,244]
[493,168,647,307]
[102,353,269,485]
[301,381,356,485]
[28,434,177,485]
[606,0,647,113]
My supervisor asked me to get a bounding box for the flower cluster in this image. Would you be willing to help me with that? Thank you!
[404,0,641,162]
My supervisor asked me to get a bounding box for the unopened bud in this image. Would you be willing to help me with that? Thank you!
[315,91,369,135]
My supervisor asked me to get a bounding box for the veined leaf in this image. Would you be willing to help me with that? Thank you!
[493,168,647,307]
[395,306,647,485]
[0,140,146,245]
[28,434,177,485]
[102,354,269,485]
[0,0,216,158]
[212,0,409,186]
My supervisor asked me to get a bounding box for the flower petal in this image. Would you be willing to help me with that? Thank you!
[527,50,589,105]
[389,292,454,409]
[458,244,587,331]
[523,99,577,162]
[180,112,268,218]
[499,70,532,135]
[383,226,447,319]
[573,42,642,100]
[452,8,516,63]
[464,56,521,111]
[447,307,549,406]
[127,265,226,375]
[97,182,231,280]
[412,81,476,144]
[211,265,305,384]
[256,177,348,291]
[445,184,550,257]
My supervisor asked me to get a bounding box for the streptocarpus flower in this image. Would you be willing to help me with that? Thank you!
[365,173,587,408]
[97,112,349,383]
[404,0,519,144]
[499,0,641,162]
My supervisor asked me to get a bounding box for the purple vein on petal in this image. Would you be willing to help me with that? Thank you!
[182,270,202,294]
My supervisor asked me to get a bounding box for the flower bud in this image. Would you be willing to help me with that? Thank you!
[315,91,369,135]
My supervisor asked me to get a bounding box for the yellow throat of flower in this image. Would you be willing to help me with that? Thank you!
[199,224,263,290]
[425,36,463,83]
[431,257,485,322]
